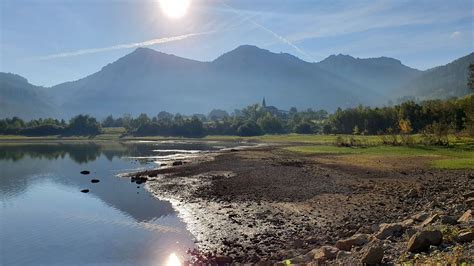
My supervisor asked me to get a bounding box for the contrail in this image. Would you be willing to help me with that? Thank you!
[35,31,215,60]
[218,1,316,61]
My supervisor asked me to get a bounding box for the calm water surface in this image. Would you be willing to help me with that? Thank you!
[0,141,235,265]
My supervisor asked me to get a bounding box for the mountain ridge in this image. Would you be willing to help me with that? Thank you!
[2,45,472,119]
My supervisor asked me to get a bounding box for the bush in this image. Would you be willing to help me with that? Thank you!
[294,122,313,134]
[18,124,65,136]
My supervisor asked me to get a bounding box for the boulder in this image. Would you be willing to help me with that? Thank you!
[375,223,403,239]
[172,160,183,166]
[457,210,472,223]
[457,231,474,243]
[90,179,100,183]
[80,189,89,193]
[335,234,370,251]
[360,246,384,265]
[407,230,443,253]
[80,170,90,175]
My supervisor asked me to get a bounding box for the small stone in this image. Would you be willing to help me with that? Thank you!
[172,160,183,166]
[457,210,472,223]
[375,223,403,239]
[312,246,339,263]
[214,256,233,264]
[466,198,474,208]
[336,250,351,260]
[412,212,429,222]
[440,215,458,225]
[462,191,474,198]
[80,170,90,175]
[336,234,370,251]
[90,179,100,183]
[361,246,384,264]
[457,231,474,243]
[406,188,420,198]
[421,213,439,227]
[407,230,443,253]
[80,189,89,193]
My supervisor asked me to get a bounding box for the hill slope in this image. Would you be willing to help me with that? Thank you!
[0,73,58,119]
[316,54,421,96]
[399,52,474,99]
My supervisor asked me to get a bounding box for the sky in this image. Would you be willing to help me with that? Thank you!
[1,0,473,87]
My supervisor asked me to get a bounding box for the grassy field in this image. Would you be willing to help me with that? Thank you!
[1,130,473,169]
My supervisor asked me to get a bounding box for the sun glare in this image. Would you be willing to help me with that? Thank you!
[166,253,182,266]
[159,0,190,19]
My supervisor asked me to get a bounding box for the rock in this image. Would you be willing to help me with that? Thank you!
[375,223,403,239]
[336,234,370,251]
[361,246,384,265]
[230,149,239,152]
[421,213,439,227]
[312,246,339,263]
[292,238,304,249]
[214,256,233,264]
[336,250,351,260]
[466,198,474,208]
[412,212,429,222]
[90,179,100,183]
[407,230,443,253]
[440,215,458,225]
[457,231,474,243]
[457,210,472,223]
[172,160,183,166]
[80,170,90,175]
[406,188,420,198]
[462,191,474,198]
[80,189,89,193]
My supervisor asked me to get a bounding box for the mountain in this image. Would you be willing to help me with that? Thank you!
[399,52,474,99]
[316,54,421,96]
[0,73,58,119]
[49,45,371,117]
[2,46,472,119]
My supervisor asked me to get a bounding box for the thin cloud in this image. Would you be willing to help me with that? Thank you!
[450,31,462,39]
[218,1,316,61]
[34,31,215,60]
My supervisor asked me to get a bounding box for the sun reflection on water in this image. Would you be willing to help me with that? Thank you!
[166,252,182,266]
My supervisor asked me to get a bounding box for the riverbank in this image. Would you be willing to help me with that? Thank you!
[130,143,473,264]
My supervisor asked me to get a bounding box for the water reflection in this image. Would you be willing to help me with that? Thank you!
[0,141,217,265]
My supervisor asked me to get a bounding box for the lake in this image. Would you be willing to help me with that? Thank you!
[0,140,236,265]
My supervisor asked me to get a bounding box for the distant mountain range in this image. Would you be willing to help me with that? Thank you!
[1,45,473,119]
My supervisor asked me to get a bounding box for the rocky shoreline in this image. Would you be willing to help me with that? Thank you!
[129,145,473,264]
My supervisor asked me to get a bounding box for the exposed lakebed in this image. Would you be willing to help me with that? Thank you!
[0,140,246,265]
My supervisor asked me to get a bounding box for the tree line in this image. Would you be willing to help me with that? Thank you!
[1,94,473,137]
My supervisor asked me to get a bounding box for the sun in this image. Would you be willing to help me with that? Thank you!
[159,0,191,19]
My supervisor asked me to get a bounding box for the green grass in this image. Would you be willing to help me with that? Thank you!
[285,143,474,169]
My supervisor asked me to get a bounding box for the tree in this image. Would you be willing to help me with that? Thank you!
[237,121,263,136]
[67,115,101,136]
[294,122,313,134]
[257,113,284,134]
[102,115,115,127]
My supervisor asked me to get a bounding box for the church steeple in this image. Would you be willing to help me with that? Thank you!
[262,97,266,108]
